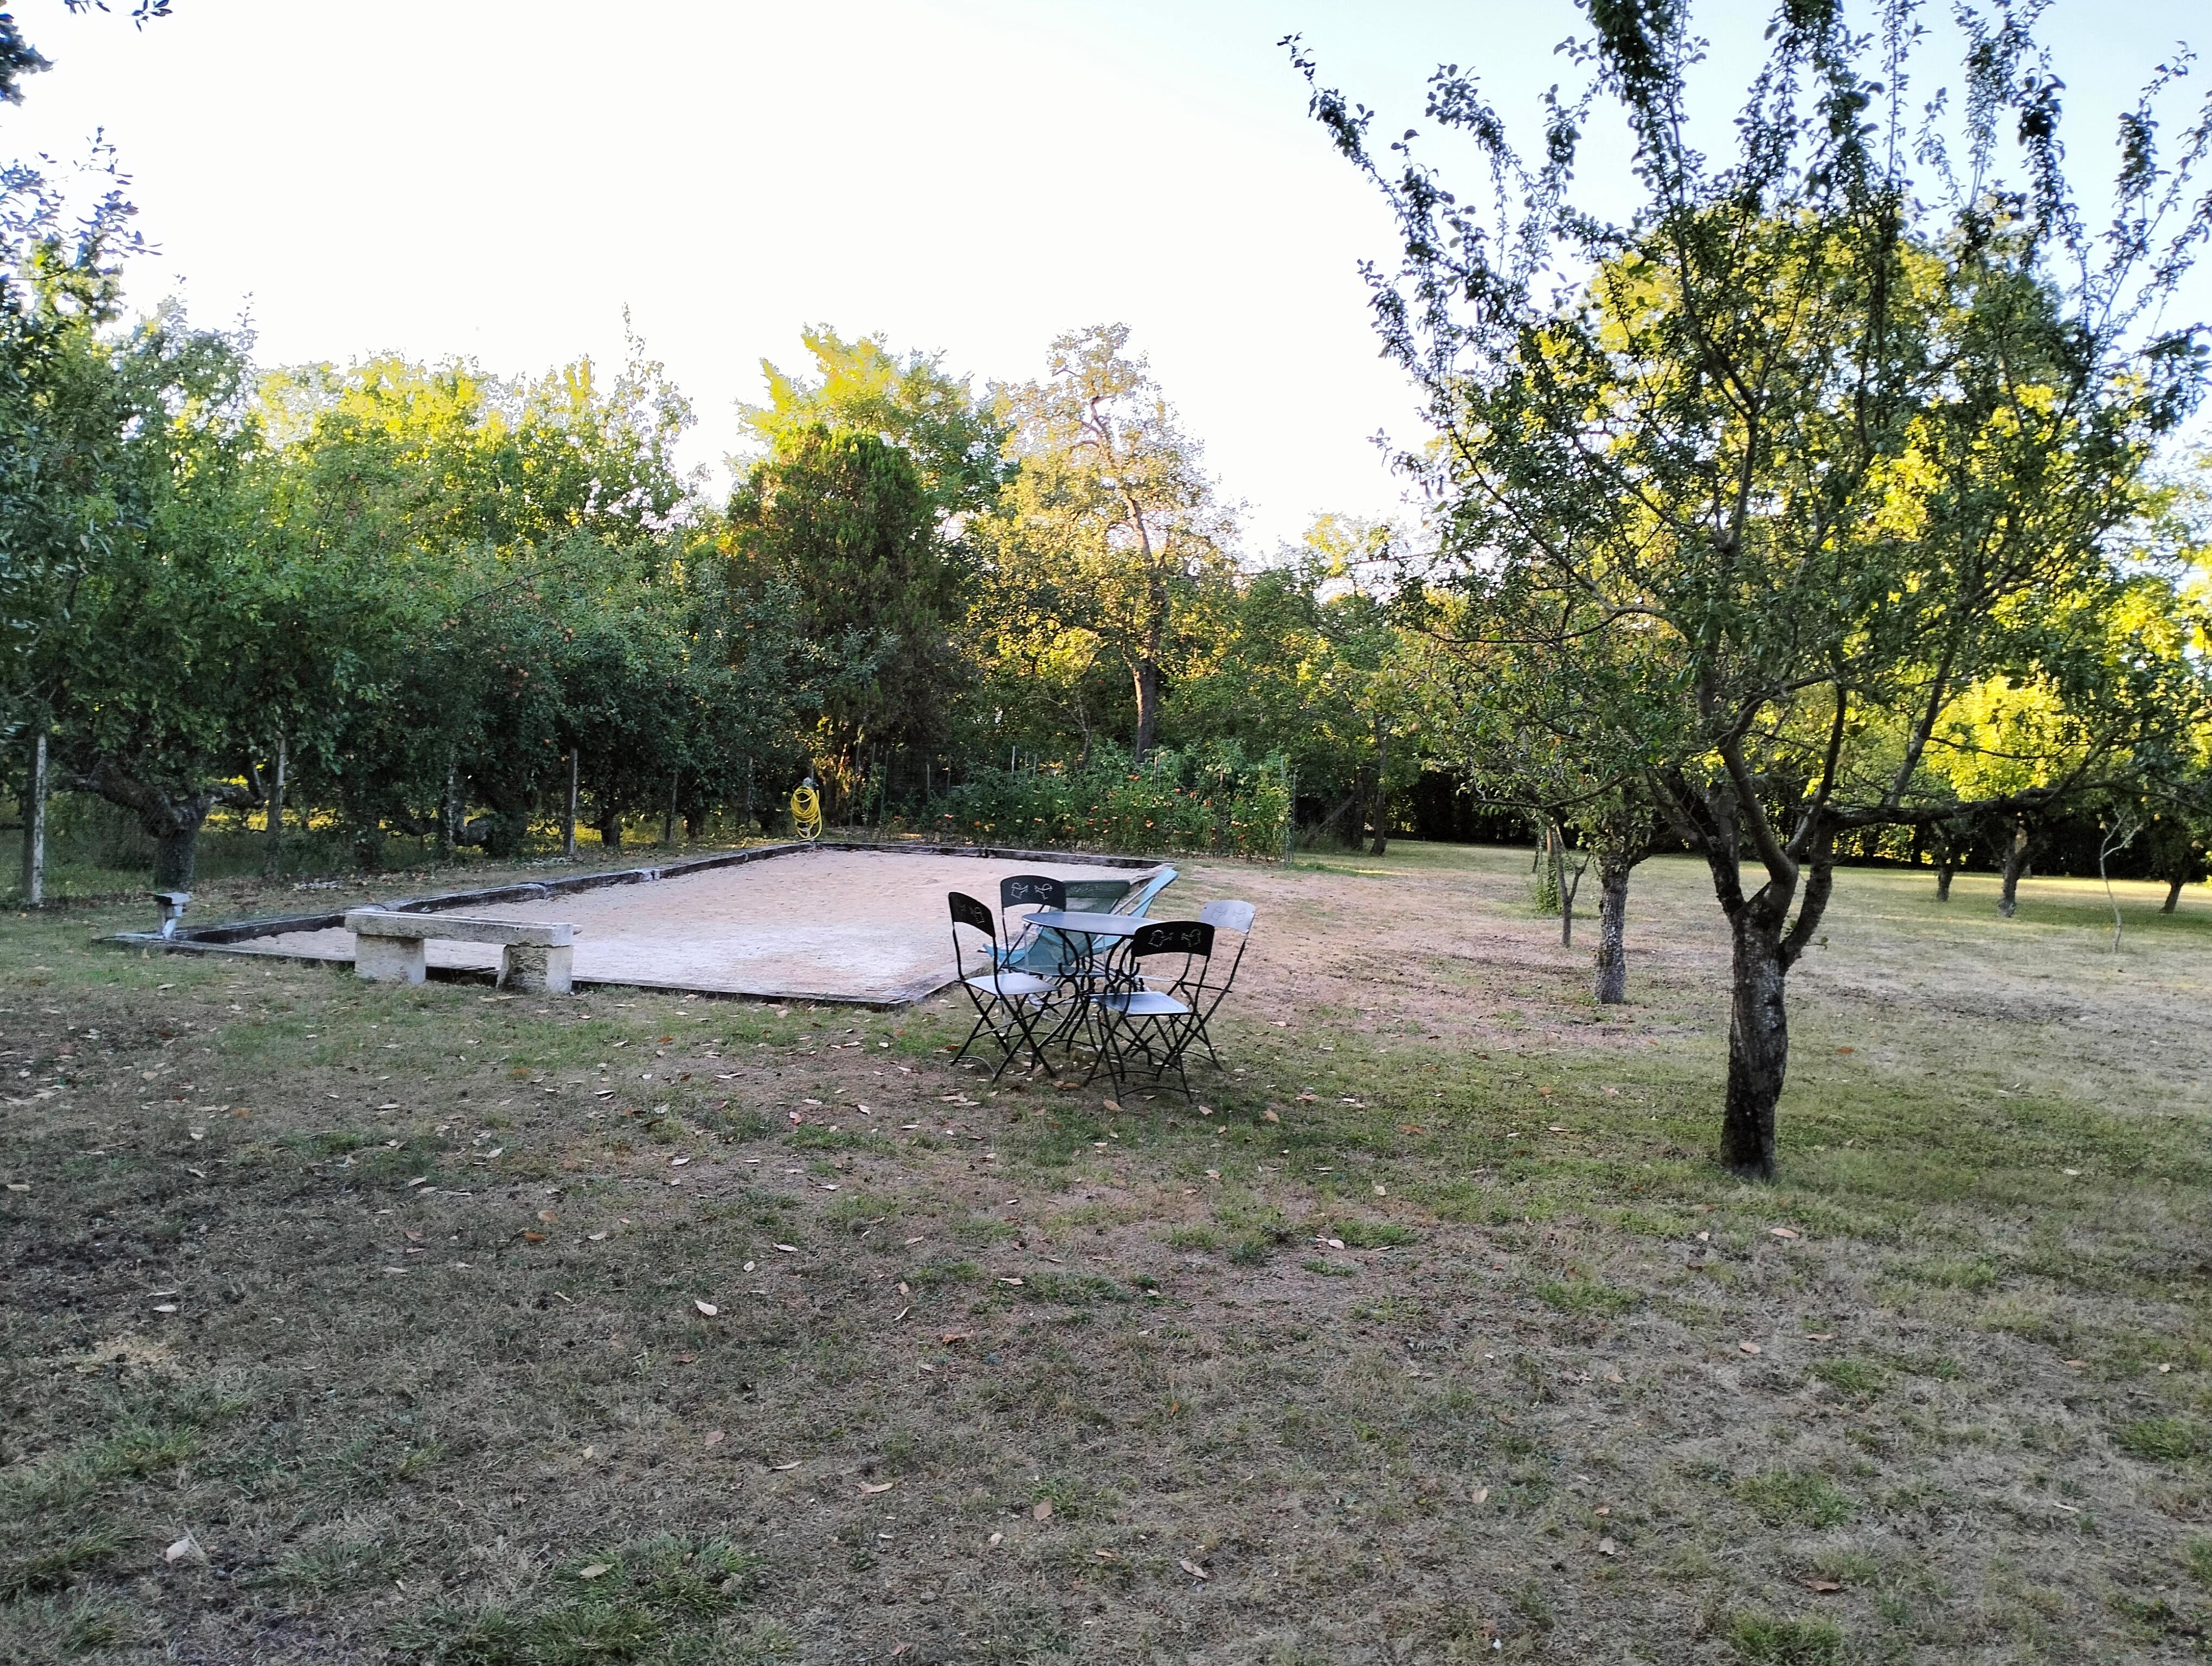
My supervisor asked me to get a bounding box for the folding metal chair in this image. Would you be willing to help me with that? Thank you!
[948,891,1057,1080]
[1185,900,1253,1071]
[1084,918,1215,1100]
[993,874,1068,971]
[1111,864,1178,916]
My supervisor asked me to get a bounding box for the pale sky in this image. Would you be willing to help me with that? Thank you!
[5,1,2205,552]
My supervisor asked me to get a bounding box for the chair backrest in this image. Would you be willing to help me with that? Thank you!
[1200,899,1255,935]
[949,890,998,940]
[1000,873,1066,913]
[1129,919,1213,961]
[1062,876,1131,912]
[1113,864,1179,917]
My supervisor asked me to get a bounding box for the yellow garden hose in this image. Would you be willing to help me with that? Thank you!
[790,777,823,841]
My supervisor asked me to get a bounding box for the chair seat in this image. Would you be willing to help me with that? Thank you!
[1092,989,1189,1017]
[966,971,1056,997]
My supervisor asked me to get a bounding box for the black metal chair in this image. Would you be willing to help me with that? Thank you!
[1084,918,1216,1100]
[994,874,1068,969]
[948,891,1058,1080]
[1154,900,1252,1072]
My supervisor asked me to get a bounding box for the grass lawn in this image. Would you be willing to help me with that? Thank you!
[3,840,2209,1663]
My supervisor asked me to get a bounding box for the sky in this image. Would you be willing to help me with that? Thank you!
[4,0,2207,553]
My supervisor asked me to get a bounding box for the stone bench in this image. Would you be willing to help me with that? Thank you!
[344,909,579,994]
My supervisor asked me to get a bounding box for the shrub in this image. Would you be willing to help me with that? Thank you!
[933,743,1291,859]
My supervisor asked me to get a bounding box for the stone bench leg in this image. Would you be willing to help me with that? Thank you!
[501,941,573,995]
[355,935,426,984]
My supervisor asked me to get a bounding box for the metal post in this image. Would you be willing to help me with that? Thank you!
[21,732,46,906]
[563,751,578,860]
[663,771,678,847]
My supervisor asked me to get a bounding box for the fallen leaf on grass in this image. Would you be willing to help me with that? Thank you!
[1398,1124,1424,1134]
[693,1299,718,1316]
[771,1460,801,1471]
[1296,1092,1317,1103]
[586,1232,607,1242]
[1801,1578,1842,1593]
[1263,1108,1281,1123]
[577,1563,609,1580]
[1769,1226,1801,1241]
[1103,1100,1123,1113]
[774,1244,798,1254]
[703,1431,724,1448]
[1739,1341,1762,1356]
[1178,1558,1209,1580]
[999,1277,1024,1288]
[1032,1498,1054,1520]
[163,1534,204,1565]
[940,1331,969,1345]
[537,1209,558,1224]
[1598,1537,1618,1556]
[4,1182,25,1193]
[859,1481,893,1495]
[987,1532,1004,1546]
[1094,1548,1117,1560]
[1470,1486,1490,1504]
[521,1231,546,1244]
[152,1302,179,1313]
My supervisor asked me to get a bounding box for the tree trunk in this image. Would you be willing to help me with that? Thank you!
[1593,857,1632,1004]
[20,732,47,905]
[264,734,286,876]
[74,760,243,893]
[663,771,679,847]
[1998,821,2030,917]
[1368,725,1391,856]
[596,795,622,854]
[1131,658,1161,764]
[1722,920,1789,1178]
[1935,859,1953,902]
[2164,875,2185,914]
[153,824,198,888]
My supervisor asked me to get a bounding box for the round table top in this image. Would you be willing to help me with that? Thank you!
[1023,908,1142,937]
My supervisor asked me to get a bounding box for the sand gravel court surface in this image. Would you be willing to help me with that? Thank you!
[209,847,1131,1003]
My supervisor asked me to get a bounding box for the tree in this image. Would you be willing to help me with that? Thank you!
[32,309,273,885]
[1297,0,2212,1176]
[739,325,1008,520]
[729,424,962,776]
[993,325,1236,763]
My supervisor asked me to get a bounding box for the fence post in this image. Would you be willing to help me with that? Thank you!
[265,733,287,875]
[563,752,578,860]
[20,732,46,905]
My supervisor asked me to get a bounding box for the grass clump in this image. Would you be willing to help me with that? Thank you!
[2115,1417,2212,1463]
[1329,1219,1419,1249]
[1737,1470,1854,1528]
[391,1535,756,1665]
[1535,1276,1637,1317]
[1725,1610,1846,1664]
